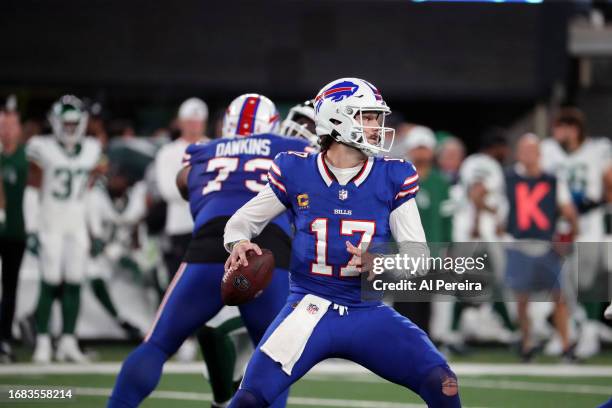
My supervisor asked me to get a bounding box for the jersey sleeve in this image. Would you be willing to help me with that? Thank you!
[182,142,207,168]
[266,152,292,208]
[390,160,420,211]
[25,136,48,167]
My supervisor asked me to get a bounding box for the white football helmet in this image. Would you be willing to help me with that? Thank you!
[221,93,280,138]
[314,78,394,156]
[280,100,317,146]
[48,95,88,148]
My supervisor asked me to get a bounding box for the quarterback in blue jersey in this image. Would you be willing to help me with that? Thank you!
[224,78,461,407]
[108,94,310,408]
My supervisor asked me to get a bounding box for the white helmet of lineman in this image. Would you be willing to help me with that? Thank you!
[48,95,89,148]
[280,99,317,147]
[314,78,394,156]
[222,93,280,138]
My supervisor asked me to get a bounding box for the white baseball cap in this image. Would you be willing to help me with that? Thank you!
[178,97,209,121]
[404,125,436,151]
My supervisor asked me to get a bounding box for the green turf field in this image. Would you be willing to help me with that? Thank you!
[0,345,611,408]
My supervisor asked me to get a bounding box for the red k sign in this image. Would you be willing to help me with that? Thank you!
[516,182,550,231]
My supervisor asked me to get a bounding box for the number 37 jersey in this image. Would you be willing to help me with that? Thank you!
[26,135,102,232]
[267,152,420,306]
[184,133,310,234]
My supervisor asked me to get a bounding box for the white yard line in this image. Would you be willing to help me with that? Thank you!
[1,361,612,378]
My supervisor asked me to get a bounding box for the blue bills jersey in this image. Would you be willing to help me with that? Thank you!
[267,151,419,305]
[184,134,310,234]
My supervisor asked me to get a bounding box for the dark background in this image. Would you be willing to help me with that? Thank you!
[0,0,579,148]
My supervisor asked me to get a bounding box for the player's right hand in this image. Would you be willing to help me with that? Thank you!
[26,233,40,256]
[225,240,262,273]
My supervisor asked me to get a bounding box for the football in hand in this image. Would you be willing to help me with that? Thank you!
[221,248,275,306]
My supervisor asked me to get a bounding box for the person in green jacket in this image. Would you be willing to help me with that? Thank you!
[393,125,452,334]
[0,109,27,362]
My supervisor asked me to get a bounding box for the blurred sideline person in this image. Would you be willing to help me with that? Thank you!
[108,94,309,408]
[455,128,509,242]
[394,126,452,334]
[452,129,515,343]
[504,134,578,362]
[25,96,102,363]
[0,109,27,362]
[437,136,466,185]
[155,97,209,281]
[154,97,209,361]
[541,108,612,358]
[87,163,147,341]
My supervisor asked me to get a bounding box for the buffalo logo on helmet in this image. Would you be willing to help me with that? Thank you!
[314,81,359,113]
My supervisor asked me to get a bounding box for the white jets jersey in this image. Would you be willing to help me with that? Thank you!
[565,138,609,202]
[26,135,102,232]
[541,137,612,240]
[88,182,147,246]
[451,154,506,242]
[459,153,505,197]
[540,138,567,175]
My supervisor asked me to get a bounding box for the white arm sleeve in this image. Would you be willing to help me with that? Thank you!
[556,177,572,206]
[389,199,427,243]
[117,182,148,225]
[155,145,184,203]
[23,186,40,233]
[223,184,288,252]
[385,199,430,277]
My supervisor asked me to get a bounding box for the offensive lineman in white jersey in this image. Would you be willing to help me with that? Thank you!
[24,95,102,363]
[541,108,612,358]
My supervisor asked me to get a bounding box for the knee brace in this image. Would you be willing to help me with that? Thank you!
[229,388,267,408]
[419,365,461,408]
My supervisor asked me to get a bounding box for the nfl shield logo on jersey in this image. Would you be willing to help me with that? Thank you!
[306,303,319,315]
[339,189,348,201]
